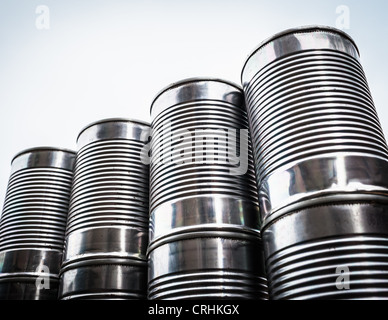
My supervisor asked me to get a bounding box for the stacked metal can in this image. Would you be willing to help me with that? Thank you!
[0,148,75,300]
[242,26,388,299]
[148,78,268,300]
[58,119,150,300]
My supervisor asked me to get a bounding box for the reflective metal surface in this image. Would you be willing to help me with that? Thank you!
[0,148,75,300]
[242,25,360,87]
[242,25,388,300]
[150,197,260,244]
[60,264,147,300]
[148,78,268,300]
[260,156,388,226]
[242,25,388,225]
[264,203,388,300]
[59,119,150,300]
[11,147,76,174]
[149,236,267,300]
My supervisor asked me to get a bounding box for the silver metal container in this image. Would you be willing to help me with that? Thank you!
[58,119,150,300]
[148,78,268,300]
[265,203,388,300]
[242,26,388,299]
[0,147,76,300]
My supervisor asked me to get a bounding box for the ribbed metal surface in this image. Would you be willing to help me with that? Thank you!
[0,148,75,300]
[66,139,149,233]
[148,236,268,300]
[149,272,268,300]
[264,203,388,300]
[242,26,388,300]
[150,103,258,212]
[246,51,387,182]
[242,27,388,199]
[268,235,388,300]
[58,119,150,300]
[148,78,268,300]
[1,169,72,251]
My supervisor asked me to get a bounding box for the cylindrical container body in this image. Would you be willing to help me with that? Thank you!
[148,78,268,300]
[264,203,388,300]
[58,119,150,300]
[0,148,76,300]
[242,25,388,299]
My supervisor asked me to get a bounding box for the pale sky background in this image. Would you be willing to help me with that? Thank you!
[0,0,387,213]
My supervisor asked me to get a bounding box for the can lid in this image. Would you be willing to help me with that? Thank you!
[76,118,150,143]
[150,77,243,116]
[241,25,360,84]
[11,147,76,165]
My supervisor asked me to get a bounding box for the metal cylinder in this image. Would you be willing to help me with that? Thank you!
[0,147,76,300]
[58,118,150,300]
[148,78,268,300]
[242,25,388,299]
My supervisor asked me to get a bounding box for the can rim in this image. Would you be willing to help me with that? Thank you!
[150,77,243,116]
[241,25,360,84]
[11,147,76,165]
[76,118,151,143]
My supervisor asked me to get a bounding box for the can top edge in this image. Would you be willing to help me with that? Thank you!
[11,147,76,164]
[76,118,151,143]
[241,25,360,83]
[150,77,243,116]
